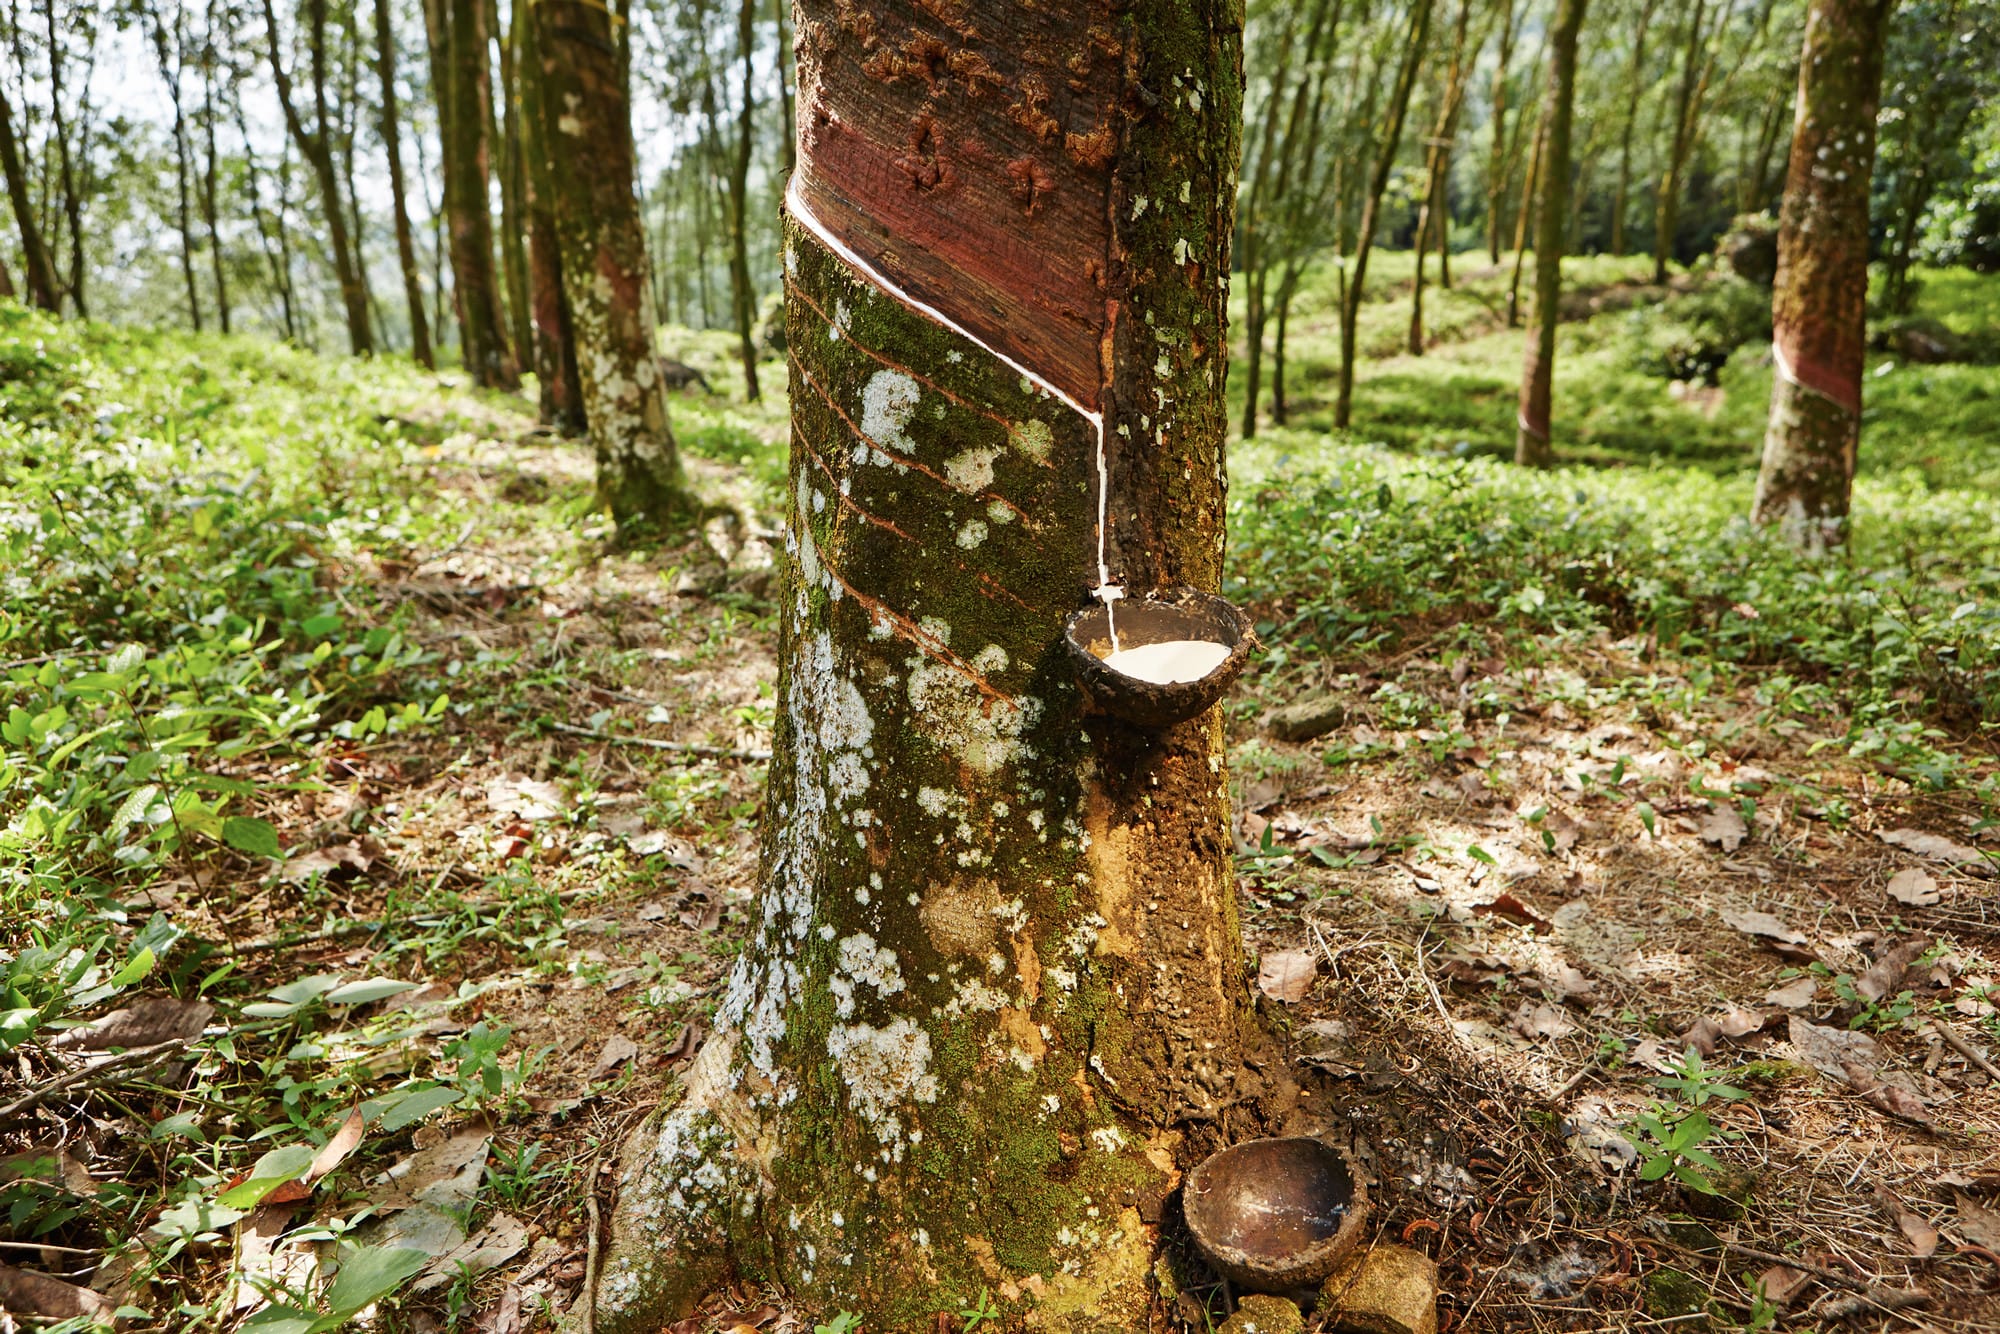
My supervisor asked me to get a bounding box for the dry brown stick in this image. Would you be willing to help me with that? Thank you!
[0,1040,191,1121]
[581,1151,605,1334]
[1932,1020,2000,1085]
[548,721,770,761]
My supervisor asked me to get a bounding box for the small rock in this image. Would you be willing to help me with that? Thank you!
[1263,697,1349,743]
[1218,1293,1303,1334]
[1319,1244,1438,1334]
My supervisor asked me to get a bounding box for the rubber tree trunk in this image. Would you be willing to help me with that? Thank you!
[149,8,203,331]
[1335,0,1435,428]
[375,0,434,367]
[724,0,760,400]
[431,0,516,386]
[41,0,87,316]
[1505,110,1544,327]
[1751,0,1893,550]
[1654,0,1709,283]
[491,0,533,370]
[1484,0,1518,264]
[199,22,231,335]
[514,0,582,433]
[1610,0,1657,255]
[1515,0,1588,466]
[0,82,58,312]
[595,0,1312,1327]
[529,0,690,524]
[1410,0,1476,356]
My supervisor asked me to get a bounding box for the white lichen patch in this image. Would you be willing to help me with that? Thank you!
[956,519,988,549]
[1008,418,1054,463]
[860,369,919,457]
[987,499,1015,525]
[826,1017,939,1140]
[943,446,1000,493]
[906,656,1039,775]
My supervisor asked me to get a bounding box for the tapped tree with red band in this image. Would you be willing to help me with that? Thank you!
[1752,0,1897,550]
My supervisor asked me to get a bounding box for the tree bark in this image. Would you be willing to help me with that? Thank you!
[491,0,533,370]
[1751,0,1893,550]
[513,0,582,432]
[374,0,433,366]
[597,0,1309,1326]
[263,0,375,354]
[529,0,689,523]
[1515,0,1589,466]
[1610,0,1658,255]
[1654,0,1711,283]
[1336,0,1436,428]
[1410,0,1479,356]
[40,0,88,316]
[0,80,58,312]
[773,0,794,176]
[728,0,760,400]
[147,4,203,330]
[200,3,231,334]
[1485,0,1518,263]
[428,0,516,385]
[1505,108,1544,327]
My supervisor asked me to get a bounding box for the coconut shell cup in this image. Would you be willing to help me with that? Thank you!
[1182,1136,1369,1292]
[1062,588,1254,729]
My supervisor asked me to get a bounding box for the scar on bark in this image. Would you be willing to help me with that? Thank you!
[895,115,953,191]
[1008,157,1056,214]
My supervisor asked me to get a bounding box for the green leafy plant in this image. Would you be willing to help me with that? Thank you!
[960,1288,1002,1332]
[1627,1049,1748,1195]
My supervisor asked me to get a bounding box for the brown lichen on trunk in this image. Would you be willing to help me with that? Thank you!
[599,0,1315,1328]
[1751,0,1893,551]
[528,0,691,525]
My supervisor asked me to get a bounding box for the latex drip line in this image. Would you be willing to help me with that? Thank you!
[785,179,1123,652]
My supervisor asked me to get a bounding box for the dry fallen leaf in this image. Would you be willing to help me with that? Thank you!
[486,774,565,821]
[1887,868,1941,906]
[1843,1061,1934,1128]
[1699,806,1748,852]
[48,995,213,1050]
[1722,909,1807,946]
[412,1212,531,1293]
[1512,1002,1579,1041]
[1880,827,1982,865]
[1955,1192,2000,1250]
[1858,934,1931,1004]
[1755,1263,1810,1308]
[0,1263,116,1322]
[1258,950,1317,1003]
[1788,1016,1880,1082]
[1876,1183,1940,1258]
[592,1034,640,1079]
[1472,892,1552,933]
[1765,975,1818,1009]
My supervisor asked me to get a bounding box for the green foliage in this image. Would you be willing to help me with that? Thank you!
[1617,277,1773,386]
[1627,1049,1748,1195]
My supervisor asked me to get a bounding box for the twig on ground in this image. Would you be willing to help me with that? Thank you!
[0,1040,191,1121]
[1550,1060,1600,1104]
[582,1151,605,1334]
[549,721,770,761]
[1932,1020,2000,1085]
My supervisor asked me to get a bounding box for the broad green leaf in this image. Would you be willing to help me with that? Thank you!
[325,978,421,1006]
[218,1143,318,1207]
[267,974,344,1005]
[108,947,156,989]
[372,1085,461,1132]
[223,815,282,858]
[322,1245,430,1316]
[1638,1156,1673,1181]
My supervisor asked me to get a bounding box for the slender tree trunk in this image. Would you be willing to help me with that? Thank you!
[1506,109,1544,326]
[1516,0,1589,465]
[1654,0,1709,283]
[199,8,230,334]
[374,0,433,366]
[1335,0,1435,428]
[148,7,203,330]
[0,83,56,312]
[264,0,375,353]
[1611,0,1657,255]
[1271,259,1303,422]
[237,99,300,341]
[0,255,14,297]
[728,0,760,400]
[530,0,689,523]
[428,0,516,384]
[1411,0,1477,355]
[1485,0,1518,263]
[773,0,794,176]
[490,0,533,370]
[599,0,1290,1325]
[41,0,87,316]
[514,0,582,432]
[1752,0,1893,550]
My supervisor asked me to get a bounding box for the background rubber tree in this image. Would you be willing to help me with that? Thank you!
[1515,0,1590,465]
[424,0,516,386]
[594,0,1312,1327]
[526,0,692,525]
[1751,0,1897,547]
[512,0,583,434]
